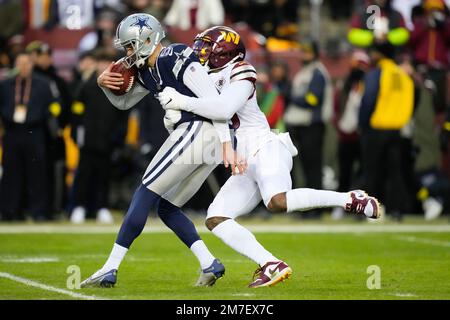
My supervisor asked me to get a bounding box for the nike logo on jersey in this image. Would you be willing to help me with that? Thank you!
[215,77,226,92]
[164,98,172,107]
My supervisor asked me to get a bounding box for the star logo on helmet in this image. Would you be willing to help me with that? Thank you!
[131,16,152,34]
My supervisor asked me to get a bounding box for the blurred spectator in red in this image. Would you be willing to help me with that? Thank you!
[0,51,61,221]
[164,0,224,30]
[78,7,121,53]
[348,0,410,48]
[284,39,333,219]
[331,50,370,220]
[69,49,129,224]
[26,41,72,216]
[255,66,285,130]
[410,0,450,114]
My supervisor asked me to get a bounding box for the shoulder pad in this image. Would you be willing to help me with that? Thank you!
[230,61,257,84]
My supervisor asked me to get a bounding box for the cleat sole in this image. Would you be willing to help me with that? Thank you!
[268,268,292,287]
[369,197,383,220]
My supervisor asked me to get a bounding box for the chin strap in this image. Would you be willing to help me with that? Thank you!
[136,58,146,68]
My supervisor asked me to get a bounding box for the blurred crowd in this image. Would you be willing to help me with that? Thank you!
[0,0,449,223]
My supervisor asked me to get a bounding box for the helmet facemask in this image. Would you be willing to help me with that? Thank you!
[115,37,156,69]
[193,37,212,67]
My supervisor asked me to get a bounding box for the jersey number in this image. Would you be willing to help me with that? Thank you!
[160,47,173,57]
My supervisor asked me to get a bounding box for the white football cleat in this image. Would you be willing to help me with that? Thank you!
[423,197,443,221]
[97,208,114,224]
[70,206,86,224]
[345,190,382,219]
[80,269,117,288]
[248,260,292,288]
[195,259,225,287]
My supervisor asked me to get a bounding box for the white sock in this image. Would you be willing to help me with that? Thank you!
[102,243,128,271]
[190,240,216,269]
[286,188,349,212]
[212,219,277,266]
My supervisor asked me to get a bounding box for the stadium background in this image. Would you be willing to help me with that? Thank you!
[0,0,449,222]
[0,0,450,301]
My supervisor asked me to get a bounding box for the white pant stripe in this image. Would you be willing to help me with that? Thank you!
[142,121,201,186]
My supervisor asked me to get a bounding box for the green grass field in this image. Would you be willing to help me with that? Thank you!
[1,216,449,300]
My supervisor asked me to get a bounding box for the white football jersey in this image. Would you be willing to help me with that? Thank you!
[208,61,277,157]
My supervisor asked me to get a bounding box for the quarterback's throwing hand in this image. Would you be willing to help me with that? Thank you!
[157,87,187,110]
[97,62,124,91]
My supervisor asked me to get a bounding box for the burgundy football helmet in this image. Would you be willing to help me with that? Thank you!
[193,26,246,70]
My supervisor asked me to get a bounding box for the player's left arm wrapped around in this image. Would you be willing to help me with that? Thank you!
[158,81,253,122]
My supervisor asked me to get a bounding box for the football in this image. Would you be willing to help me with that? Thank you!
[110,59,138,96]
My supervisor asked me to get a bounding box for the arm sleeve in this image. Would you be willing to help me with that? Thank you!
[182,80,253,120]
[100,81,150,111]
[182,61,232,142]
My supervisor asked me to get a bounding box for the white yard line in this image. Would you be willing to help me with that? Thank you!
[391,292,418,298]
[0,224,449,234]
[395,236,450,248]
[0,272,108,300]
[0,257,60,263]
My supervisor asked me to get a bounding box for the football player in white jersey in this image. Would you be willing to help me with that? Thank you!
[158,26,382,288]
